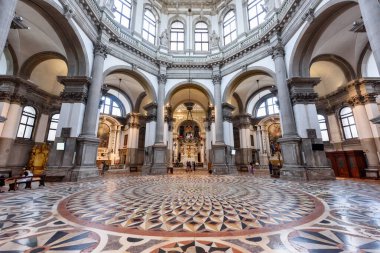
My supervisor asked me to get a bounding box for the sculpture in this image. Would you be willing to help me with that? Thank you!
[210,30,220,48]
[159,29,169,47]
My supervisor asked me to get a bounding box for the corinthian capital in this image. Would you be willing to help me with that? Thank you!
[158,74,167,85]
[94,41,110,58]
[270,43,285,59]
[212,74,222,85]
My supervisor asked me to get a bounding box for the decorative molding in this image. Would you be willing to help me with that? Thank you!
[270,42,285,60]
[94,41,110,58]
[212,74,222,85]
[158,74,167,85]
[58,76,91,104]
[302,8,315,23]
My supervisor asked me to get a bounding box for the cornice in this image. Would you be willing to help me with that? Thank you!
[73,0,303,71]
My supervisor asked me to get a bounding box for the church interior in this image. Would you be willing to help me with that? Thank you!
[0,0,379,252]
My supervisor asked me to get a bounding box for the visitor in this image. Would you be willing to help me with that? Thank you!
[269,161,273,175]
[101,161,107,175]
[192,161,195,171]
[248,163,253,174]
[186,161,191,172]
[208,162,212,174]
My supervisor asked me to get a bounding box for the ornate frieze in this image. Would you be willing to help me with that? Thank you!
[212,75,222,85]
[222,103,235,122]
[143,103,158,122]
[233,114,252,129]
[94,41,110,58]
[270,42,285,60]
[126,113,141,129]
[288,77,320,105]
[58,76,91,104]
[158,74,167,85]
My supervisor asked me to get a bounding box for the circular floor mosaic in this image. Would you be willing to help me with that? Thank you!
[58,175,324,237]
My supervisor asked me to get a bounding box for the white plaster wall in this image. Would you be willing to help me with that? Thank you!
[134,0,144,36]
[222,69,241,96]
[223,122,234,146]
[353,105,373,139]
[1,103,22,139]
[211,122,216,145]
[164,122,168,145]
[144,121,156,147]
[285,22,306,76]
[103,55,132,73]
[0,52,6,75]
[139,68,159,95]
[72,20,94,76]
[247,56,276,74]
[57,103,85,138]
[366,52,380,77]
[293,104,321,138]
[35,114,49,143]
[327,114,342,144]
[0,102,10,136]
[365,103,380,138]
[165,79,186,98]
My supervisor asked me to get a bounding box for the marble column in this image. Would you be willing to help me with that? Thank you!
[288,77,335,180]
[150,74,168,174]
[358,0,380,71]
[270,41,304,179]
[142,103,157,170]
[237,114,252,167]
[72,41,109,181]
[0,1,17,54]
[211,73,229,174]
[222,103,237,172]
[126,113,140,169]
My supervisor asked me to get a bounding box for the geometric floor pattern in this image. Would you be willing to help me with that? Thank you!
[0,170,379,252]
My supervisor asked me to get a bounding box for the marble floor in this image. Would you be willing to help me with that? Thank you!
[0,170,379,253]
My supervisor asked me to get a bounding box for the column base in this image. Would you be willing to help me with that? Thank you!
[148,143,168,175]
[281,165,335,180]
[211,143,237,174]
[70,136,100,181]
[365,168,380,179]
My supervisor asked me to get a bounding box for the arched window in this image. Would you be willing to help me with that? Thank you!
[47,114,60,141]
[256,97,279,117]
[318,114,329,142]
[223,11,237,45]
[114,0,132,29]
[100,95,123,117]
[170,21,185,51]
[142,9,156,44]
[194,22,209,51]
[340,107,358,139]
[247,0,266,30]
[17,106,36,139]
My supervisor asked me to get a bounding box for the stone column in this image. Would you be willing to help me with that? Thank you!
[72,41,109,181]
[211,72,229,174]
[142,103,157,170]
[288,77,335,180]
[165,106,174,166]
[348,80,380,178]
[0,1,17,55]
[149,73,168,174]
[270,41,304,179]
[126,113,140,169]
[46,76,90,180]
[222,103,237,172]
[237,114,252,167]
[358,0,380,71]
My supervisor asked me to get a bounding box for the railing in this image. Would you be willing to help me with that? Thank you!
[77,0,299,65]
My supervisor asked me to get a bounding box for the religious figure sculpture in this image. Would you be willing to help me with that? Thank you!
[159,29,169,47]
[28,143,49,175]
[210,30,220,48]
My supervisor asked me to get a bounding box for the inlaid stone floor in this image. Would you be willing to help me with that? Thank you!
[0,171,379,252]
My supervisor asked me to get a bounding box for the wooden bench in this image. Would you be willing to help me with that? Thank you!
[6,175,46,191]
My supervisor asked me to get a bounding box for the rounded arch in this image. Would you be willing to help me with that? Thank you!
[245,86,274,115]
[103,65,157,105]
[143,3,161,24]
[19,51,67,79]
[103,87,133,117]
[173,116,204,134]
[310,54,356,81]
[165,81,215,106]
[24,0,89,76]
[2,43,19,75]
[289,0,358,77]
[222,67,276,103]
[218,4,236,24]
[193,16,211,28]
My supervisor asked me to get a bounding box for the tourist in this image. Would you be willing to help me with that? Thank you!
[269,161,273,175]
[248,163,253,174]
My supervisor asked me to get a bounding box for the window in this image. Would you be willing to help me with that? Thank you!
[340,107,358,139]
[318,114,329,142]
[47,114,60,141]
[194,22,209,51]
[142,10,156,44]
[170,21,185,51]
[247,0,266,30]
[256,97,279,117]
[17,106,36,139]
[223,11,237,45]
[114,0,132,29]
[100,96,123,117]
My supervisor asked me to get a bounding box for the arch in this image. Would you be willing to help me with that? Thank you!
[218,4,236,24]
[143,3,161,24]
[222,66,276,103]
[192,16,211,28]
[357,42,373,77]
[245,87,275,115]
[103,65,157,105]
[19,51,68,79]
[3,43,19,75]
[103,87,133,117]
[289,0,358,77]
[233,92,244,114]
[310,54,356,81]
[165,81,215,106]
[24,0,89,76]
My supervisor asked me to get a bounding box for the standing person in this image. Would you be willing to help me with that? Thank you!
[101,161,107,175]
[192,161,196,171]
[248,163,253,174]
[208,161,212,174]
[268,161,273,175]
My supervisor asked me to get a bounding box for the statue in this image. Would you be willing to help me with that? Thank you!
[28,143,50,175]
[159,29,169,47]
[210,30,220,48]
